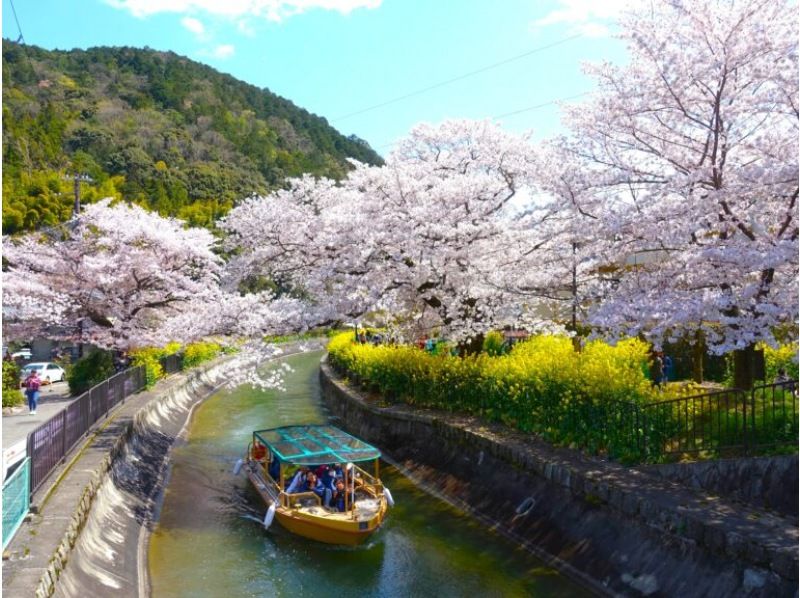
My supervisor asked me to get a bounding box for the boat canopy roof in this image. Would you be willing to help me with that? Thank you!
[254,425,381,466]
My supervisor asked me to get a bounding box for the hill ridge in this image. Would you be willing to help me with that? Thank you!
[2,39,382,232]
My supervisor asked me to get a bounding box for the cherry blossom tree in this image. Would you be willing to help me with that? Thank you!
[558,0,798,385]
[2,199,225,350]
[222,120,558,346]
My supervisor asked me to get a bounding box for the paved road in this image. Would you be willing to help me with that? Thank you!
[2,382,74,450]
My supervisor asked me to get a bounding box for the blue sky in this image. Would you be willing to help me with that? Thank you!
[2,0,629,155]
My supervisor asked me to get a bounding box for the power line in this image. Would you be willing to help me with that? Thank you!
[9,0,25,43]
[492,92,589,119]
[374,90,592,151]
[333,34,582,123]
[7,0,38,79]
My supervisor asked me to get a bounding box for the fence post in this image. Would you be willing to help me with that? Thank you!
[750,385,758,454]
[26,432,34,499]
[61,410,67,464]
[634,403,642,459]
[741,389,748,457]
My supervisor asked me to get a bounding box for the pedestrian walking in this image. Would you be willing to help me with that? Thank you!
[24,369,42,415]
[663,354,674,382]
[651,352,664,390]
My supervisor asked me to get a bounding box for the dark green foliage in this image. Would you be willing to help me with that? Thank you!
[67,350,114,395]
[2,360,23,407]
[2,40,383,233]
[482,331,506,356]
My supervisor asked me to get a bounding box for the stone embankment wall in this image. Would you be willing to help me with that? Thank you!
[641,456,798,517]
[320,360,798,598]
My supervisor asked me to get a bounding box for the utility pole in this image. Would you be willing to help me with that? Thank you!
[64,173,94,217]
[73,173,81,216]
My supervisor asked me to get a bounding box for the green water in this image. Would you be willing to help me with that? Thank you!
[149,350,587,597]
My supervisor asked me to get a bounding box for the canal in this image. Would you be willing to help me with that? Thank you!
[148,350,588,597]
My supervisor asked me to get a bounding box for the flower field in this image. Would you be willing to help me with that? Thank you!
[328,333,798,463]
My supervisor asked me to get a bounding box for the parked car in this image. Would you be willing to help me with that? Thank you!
[11,348,32,360]
[20,362,66,385]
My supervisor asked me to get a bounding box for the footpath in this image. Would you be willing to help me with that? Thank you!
[3,382,73,451]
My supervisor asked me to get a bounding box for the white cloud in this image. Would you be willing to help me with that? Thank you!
[531,0,630,37]
[106,0,382,21]
[212,44,235,58]
[197,43,236,59]
[181,16,208,38]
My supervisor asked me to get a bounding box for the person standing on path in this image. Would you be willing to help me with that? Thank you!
[651,353,664,390]
[24,369,42,414]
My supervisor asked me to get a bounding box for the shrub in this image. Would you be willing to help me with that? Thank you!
[482,331,506,356]
[182,341,222,368]
[2,360,23,407]
[761,342,799,382]
[328,332,665,460]
[129,342,182,388]
[68,350,114,395]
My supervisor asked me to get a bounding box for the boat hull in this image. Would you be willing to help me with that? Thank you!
[275,510,381,546]
[244,459,387,545]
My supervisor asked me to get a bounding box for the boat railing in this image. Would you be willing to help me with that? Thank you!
[281,490,322,509]
[351,463,385,499]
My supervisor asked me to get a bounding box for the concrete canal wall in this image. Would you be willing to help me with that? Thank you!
[38,357,236,598]
[320,359,798,598]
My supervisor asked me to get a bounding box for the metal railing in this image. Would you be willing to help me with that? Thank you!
[556,380,799,462]
[26,366,146,496]
[2,458,30,549]
[639,380,798,460]
[25,352,189,498]
[160,353,183,375]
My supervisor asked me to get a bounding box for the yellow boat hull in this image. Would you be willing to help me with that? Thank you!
[244,459,388,546]
[275,506,386,546]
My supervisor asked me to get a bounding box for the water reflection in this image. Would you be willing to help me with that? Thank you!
[149,350,586,597]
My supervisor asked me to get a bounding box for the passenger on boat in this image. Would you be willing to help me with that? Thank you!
[319,465,337,491]
[331,463,344,481]
[268,454,280,481]
[302,471,333,507]
[286,467,309,493]
[331,480,347,512]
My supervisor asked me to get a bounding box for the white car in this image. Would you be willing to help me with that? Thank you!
[11,348,32,360]
[20,362,66,385]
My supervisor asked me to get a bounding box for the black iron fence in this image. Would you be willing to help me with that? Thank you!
[556,380,799,463]
[160,353,183,375]
[27,366,146,496]
[26,352,187,497]
[637,380,798,460]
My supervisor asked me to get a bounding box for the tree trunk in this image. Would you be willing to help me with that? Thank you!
[458,334,485,356]
[733,344,756,390]
[692,331,704,384]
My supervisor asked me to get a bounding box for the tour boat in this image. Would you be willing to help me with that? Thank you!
[236,424,393,545]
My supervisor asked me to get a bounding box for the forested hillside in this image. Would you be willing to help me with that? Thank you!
[2,40,382,233]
